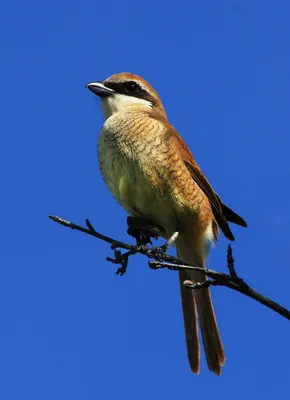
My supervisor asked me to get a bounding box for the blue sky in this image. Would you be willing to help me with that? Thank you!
[1,0,290,398]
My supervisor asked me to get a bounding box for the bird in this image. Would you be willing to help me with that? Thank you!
[86,73,247,375]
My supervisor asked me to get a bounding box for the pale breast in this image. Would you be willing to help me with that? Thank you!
[97,111,211,235]
[97,112,177,227]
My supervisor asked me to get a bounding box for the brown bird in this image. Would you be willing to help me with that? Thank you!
[86,73,247,375]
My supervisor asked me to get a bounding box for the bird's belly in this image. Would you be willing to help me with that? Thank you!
[98,130,173,230]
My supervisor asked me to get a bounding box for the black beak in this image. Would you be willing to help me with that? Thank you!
[85,81,114,97]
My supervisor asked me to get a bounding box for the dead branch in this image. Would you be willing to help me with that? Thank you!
[48,215,290,321]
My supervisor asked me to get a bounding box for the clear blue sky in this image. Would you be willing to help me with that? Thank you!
[1,0,290,398]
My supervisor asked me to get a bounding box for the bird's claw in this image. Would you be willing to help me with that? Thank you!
[146,245,166,261]
[126,216,162,246]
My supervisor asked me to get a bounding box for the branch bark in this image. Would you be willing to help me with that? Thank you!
[49,215,290,321]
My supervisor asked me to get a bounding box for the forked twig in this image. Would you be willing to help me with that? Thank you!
[49,215,290,321]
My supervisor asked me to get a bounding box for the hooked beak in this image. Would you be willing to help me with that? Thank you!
[86,81,115,97]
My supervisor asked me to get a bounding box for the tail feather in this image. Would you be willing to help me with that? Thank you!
[195,288,225,375]
[177,244,225,375]
[179,270,200,374]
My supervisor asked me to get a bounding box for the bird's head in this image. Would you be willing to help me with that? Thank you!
[86,73,166,120]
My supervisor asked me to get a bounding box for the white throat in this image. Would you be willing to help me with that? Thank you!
[101,94,152,120]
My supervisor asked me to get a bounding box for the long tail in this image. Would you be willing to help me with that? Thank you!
[177,243,225,375]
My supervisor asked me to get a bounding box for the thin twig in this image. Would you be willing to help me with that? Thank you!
[227,244,237,277]
[49,215,136,251]
[161,231,179,252]
[49,215,290,321]
[183,280,212,289]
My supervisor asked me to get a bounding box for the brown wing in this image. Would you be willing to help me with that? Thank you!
[218,199,247,228]
[184,159,235,241]
[168,128,247,241]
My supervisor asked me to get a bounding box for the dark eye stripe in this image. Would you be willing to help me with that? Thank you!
[104,81,157,106]
[104,81,141,94]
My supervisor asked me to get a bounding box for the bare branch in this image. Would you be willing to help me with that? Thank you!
[161,231,179,252]
[227,245,238,277]
[49,215,290,321]
[49,215,136,251]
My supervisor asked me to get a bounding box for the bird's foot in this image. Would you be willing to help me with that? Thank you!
[126,216,162,246]
[147,232,179,261]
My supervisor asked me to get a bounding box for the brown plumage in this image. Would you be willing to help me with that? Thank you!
[86,72,247,375]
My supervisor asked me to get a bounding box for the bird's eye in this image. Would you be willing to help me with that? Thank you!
[123,81,142,94]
